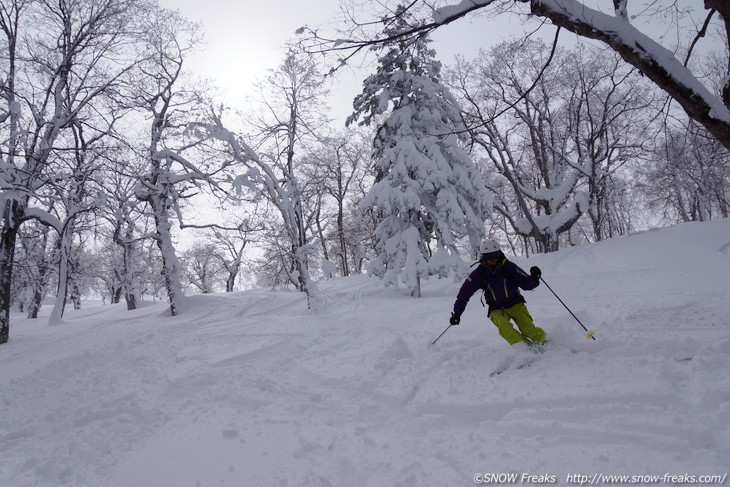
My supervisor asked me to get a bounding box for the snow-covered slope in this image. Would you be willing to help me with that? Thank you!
[1,219,729,487]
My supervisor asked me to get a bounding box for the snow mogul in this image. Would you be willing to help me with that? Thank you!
[449,239,547,347]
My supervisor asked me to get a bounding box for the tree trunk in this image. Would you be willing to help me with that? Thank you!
[71,283,81,310]
[225,273,235,292]
[411,272,421,298]
[28,279,45,319]
[49,231,72,324]
[0,230,18,344]
[124,291,137,310]
[225,264,239,292]
[151,196,183,316]
[27,235,50,319]
[122,238,138,310]
[337,205,350,277]
[0,201,21,344]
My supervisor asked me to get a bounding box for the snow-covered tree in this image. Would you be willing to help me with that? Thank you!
[200,51,330,309]
[306,129,371,277]
[452,41,652,251]
[565,47,652,242]
[181,242,224,294]
[131,8,237,317]
[13,222,54,318]
[202,216,259,292]
[48,121,108,323]
[348,7,490,297]
[0,0,146,343]
[639,123,730,223]
[99,150,149,310]
[250,51,328,306]
[201,113,323,308]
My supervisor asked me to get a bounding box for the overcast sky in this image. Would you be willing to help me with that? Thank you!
[156,0,350,123]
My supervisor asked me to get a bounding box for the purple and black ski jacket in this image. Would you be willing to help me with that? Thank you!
[453,258,540,317]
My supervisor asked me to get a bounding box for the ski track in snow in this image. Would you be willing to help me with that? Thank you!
[1,219,729,486]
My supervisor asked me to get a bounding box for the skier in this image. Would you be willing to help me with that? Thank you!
[449,239,547,347]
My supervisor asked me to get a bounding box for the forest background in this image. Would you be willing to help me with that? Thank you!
[0,0,727,344]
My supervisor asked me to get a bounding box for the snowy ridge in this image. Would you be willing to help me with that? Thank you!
[1,219,729,486]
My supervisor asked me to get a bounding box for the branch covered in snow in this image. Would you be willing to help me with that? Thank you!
[525,0,730,148]
[310,0,730,150]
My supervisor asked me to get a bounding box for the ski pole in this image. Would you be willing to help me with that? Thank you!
[540,277,596,340]
[429,323,454,345]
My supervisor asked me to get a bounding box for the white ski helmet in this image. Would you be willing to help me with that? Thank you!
[479,239,500,254]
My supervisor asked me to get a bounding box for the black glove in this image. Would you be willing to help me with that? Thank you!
[449,312,461,326]
[530,266,542,279]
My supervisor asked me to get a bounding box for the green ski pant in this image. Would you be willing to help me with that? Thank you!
[489,303,546,345]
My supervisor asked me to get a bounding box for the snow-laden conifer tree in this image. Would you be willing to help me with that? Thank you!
[348,6,490,297]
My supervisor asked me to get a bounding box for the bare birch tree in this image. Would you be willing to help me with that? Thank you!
[452,41,653,251]
[99,148,149,310]
[306,129,370,277]
[639,123,730,223]
[206,216,260,292]
[131,8,239,316]
[181,242,224,294]
[195,51,330,309]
